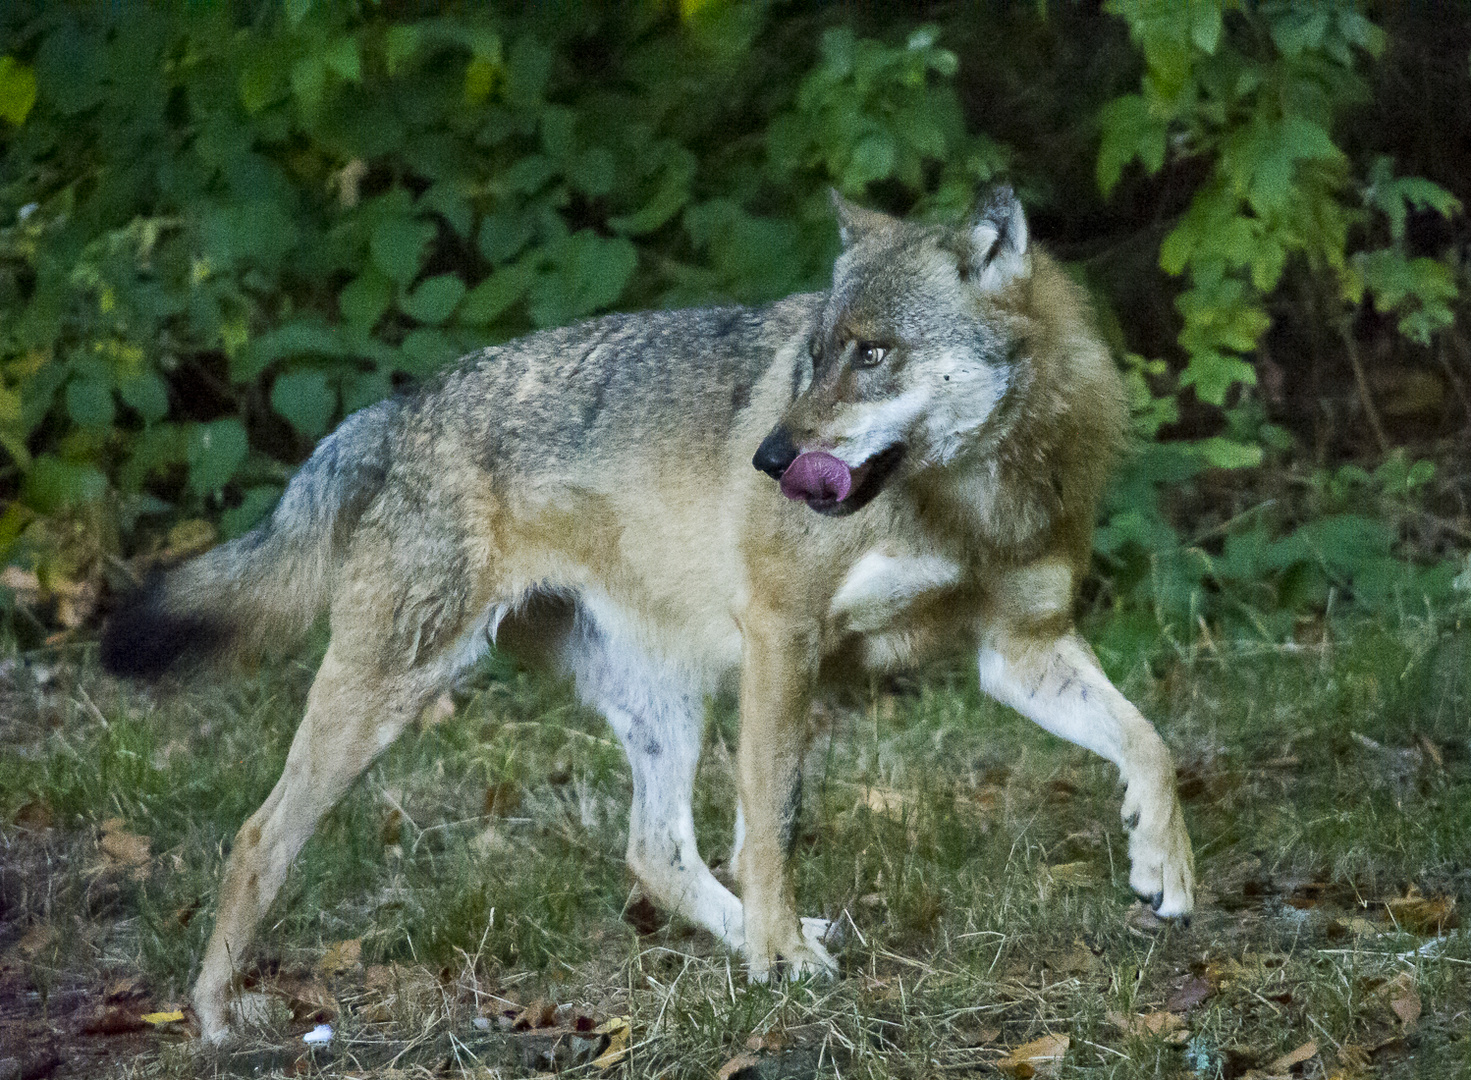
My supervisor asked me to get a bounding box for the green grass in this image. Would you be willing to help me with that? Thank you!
[0,613,1468,1078]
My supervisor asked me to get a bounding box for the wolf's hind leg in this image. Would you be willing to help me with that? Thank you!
[977,629,1194,918]
[191,645,441,1043]
[562,609,745,950]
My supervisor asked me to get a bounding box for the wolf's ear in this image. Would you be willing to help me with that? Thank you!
[831,189,899,248]
[966,185,1030,291]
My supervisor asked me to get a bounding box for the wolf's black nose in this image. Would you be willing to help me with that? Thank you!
[753,427,799,480]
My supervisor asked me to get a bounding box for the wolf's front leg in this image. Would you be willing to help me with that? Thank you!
[977,629,1194,917]
[735,608,837,980]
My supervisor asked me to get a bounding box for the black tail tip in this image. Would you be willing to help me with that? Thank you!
[100,581,227,680]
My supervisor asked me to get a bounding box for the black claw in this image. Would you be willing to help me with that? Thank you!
[1150,891,1165,912]
[1178,914,1192,929]
[1122,810,1140,831]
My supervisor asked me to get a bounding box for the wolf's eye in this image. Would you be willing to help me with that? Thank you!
[853,341,886,368]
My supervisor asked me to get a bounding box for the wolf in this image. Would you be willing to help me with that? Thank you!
[102,186,1194,1044]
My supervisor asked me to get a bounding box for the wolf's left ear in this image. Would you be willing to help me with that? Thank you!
[831,189,899,248]
[967,185,1029,291]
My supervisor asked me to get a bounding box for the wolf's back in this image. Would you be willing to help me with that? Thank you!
[101,399,401,679]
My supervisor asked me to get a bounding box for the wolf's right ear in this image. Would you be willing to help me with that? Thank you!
[967,185,1030,291]
[831,189,899,248]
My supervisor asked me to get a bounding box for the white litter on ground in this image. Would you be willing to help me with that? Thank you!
[303,1023,334,1045]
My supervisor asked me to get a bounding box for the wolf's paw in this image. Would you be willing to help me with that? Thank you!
[801,915,844,949]
[1122,786,1194,920]
[193,983,275,1046]
[746,921,839,984]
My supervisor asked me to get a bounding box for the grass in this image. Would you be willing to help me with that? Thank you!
[0,611,1468,1078]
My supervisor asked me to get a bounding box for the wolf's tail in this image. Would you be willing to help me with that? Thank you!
[101,399,401,679]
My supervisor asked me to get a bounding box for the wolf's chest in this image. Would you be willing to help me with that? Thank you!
[826,550,966,634]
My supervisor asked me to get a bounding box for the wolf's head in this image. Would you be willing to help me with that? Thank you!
[753,186,1033,516]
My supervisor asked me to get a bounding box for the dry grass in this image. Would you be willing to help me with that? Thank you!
[1,613,1468,1078]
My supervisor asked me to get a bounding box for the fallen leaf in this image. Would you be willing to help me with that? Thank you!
[271,973,337,1022]
[14,923,53,959]
[1379,971,1420,1027]
[98,820,151,868]
[1044,861,1098,888]
[513,999,558,1030]
[996,1033,1069,1078]
[1106,1010,1188,1043]
[163,518,217,561]
[82,1004,149,1035]
[483,781,521,817]
[1383,889,1458,934]
[860,786,913,817]
[380,808,402,846]
[141,1010,185,1025]
[623,894,666,936]
[1050,938,1100,975]
[104,975,147,1001]
[319,938,362,978]
[717,1053,761,1080]
[1126,902,1165,932]
[1325,916,1381,941]
[1268,1039,1318,1073]
[1166,974,1213,1012]
[591,1016,631,1068]
[13,799,54,830]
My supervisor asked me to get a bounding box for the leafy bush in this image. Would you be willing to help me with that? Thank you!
[0,1,1464,646]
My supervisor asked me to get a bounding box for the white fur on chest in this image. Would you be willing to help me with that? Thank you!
[828,550,963,633]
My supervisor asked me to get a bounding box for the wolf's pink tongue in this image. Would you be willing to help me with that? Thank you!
[779,451,853,503]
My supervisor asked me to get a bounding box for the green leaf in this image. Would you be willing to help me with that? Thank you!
[271,368,336,439]
[459,264,533,326]
[541,105,577,158]
[1194,436,1263,469]
[478,210,537,263]
[569,147,616,197]
[291,54,326,112]
[221,485,282,540]
[22,456,107,513]
[417,184,474,239]
[1097,94,1167,196]
[285,0,312,24]
[385,25,421,75]
[238,320,349,380]
[1269,7,1329,58]
[343,369,393,413]
[370,215,437,284]
[36,25,105,115]
[339,270,392,332]
[0,56,38,124]
[117,371,170,423]
[1178,350,1257,406]
[608,149,695,236]
[65,376,114,429]
[843,132,898,191]
[400,274,467,325]
[399,328,461,375]
[239,56,285,113]
[323,35,361,82]
[187,418,249,495]
[527,233,636,327]
[1189,7,1222,54]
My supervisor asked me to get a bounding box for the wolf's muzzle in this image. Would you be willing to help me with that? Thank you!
[752,427,799,480]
